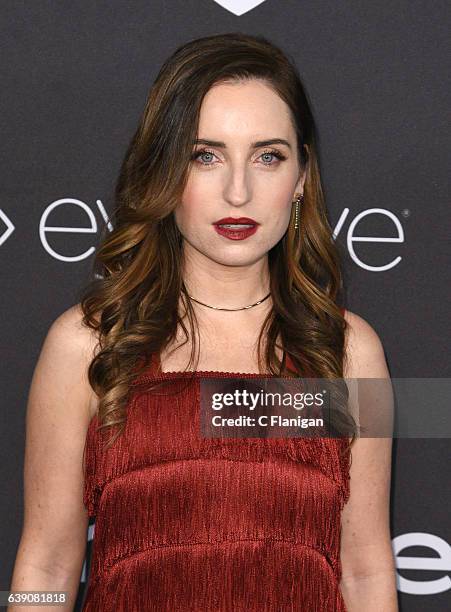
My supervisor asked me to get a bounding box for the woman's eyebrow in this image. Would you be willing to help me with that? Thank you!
[193,138,292,149]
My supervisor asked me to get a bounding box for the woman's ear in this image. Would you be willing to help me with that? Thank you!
[295,168,306,195]
[295,144,308,193]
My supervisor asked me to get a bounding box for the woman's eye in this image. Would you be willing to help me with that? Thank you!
[191,148,287,167]
[259,150,286,165]
[191,149,217,165]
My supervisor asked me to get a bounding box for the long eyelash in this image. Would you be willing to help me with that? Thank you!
[190,147,287,164]
[190,148,216,161]
[261,148,287,163]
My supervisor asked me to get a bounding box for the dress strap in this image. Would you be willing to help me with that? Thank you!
[150,351,161,375]
[284,352,297,373]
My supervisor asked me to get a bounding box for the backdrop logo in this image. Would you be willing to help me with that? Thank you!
[0,208,14,246]
[394,532,451,595]
[212,0,267,16]
[333,207,405,272]
[0,199,408,271]
[38,197,111,262]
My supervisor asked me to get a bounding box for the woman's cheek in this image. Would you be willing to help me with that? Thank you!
[174,205,212,249]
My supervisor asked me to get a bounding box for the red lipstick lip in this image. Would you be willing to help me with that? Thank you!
[213,217,259,225]
[213,223,259,241]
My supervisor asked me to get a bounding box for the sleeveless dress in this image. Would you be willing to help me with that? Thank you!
[82,316,351,611]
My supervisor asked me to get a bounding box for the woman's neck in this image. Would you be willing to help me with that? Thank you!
[181,250,271,311]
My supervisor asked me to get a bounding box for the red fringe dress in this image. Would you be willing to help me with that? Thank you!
[82,329,351,611]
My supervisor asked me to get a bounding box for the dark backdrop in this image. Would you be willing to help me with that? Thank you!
[1,2,450,610]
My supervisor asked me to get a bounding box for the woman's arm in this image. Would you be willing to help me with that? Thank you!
[339,310,398,611]
[8,305,98,611]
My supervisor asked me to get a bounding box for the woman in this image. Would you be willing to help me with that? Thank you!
[10,33,398,611]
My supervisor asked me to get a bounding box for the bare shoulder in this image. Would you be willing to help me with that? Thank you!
[342,308,390,378]
[15,303,101,571]
[52,303,99,354]
[339,311,396,600]
[34,303,100,421]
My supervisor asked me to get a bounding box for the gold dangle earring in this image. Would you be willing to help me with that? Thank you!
[293,193,304,230]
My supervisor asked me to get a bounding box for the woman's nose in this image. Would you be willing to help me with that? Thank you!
[223,166,252,207]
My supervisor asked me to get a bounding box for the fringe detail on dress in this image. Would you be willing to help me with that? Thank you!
[83,415,101,519]
[83,368,351,611]
[84,539,347,611]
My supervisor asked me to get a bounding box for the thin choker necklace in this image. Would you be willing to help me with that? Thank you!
[181,286,271,311]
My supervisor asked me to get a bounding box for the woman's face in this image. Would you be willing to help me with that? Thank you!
[175,79,305,267]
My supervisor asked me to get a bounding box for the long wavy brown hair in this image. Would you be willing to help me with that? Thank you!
[78,32,355,449]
